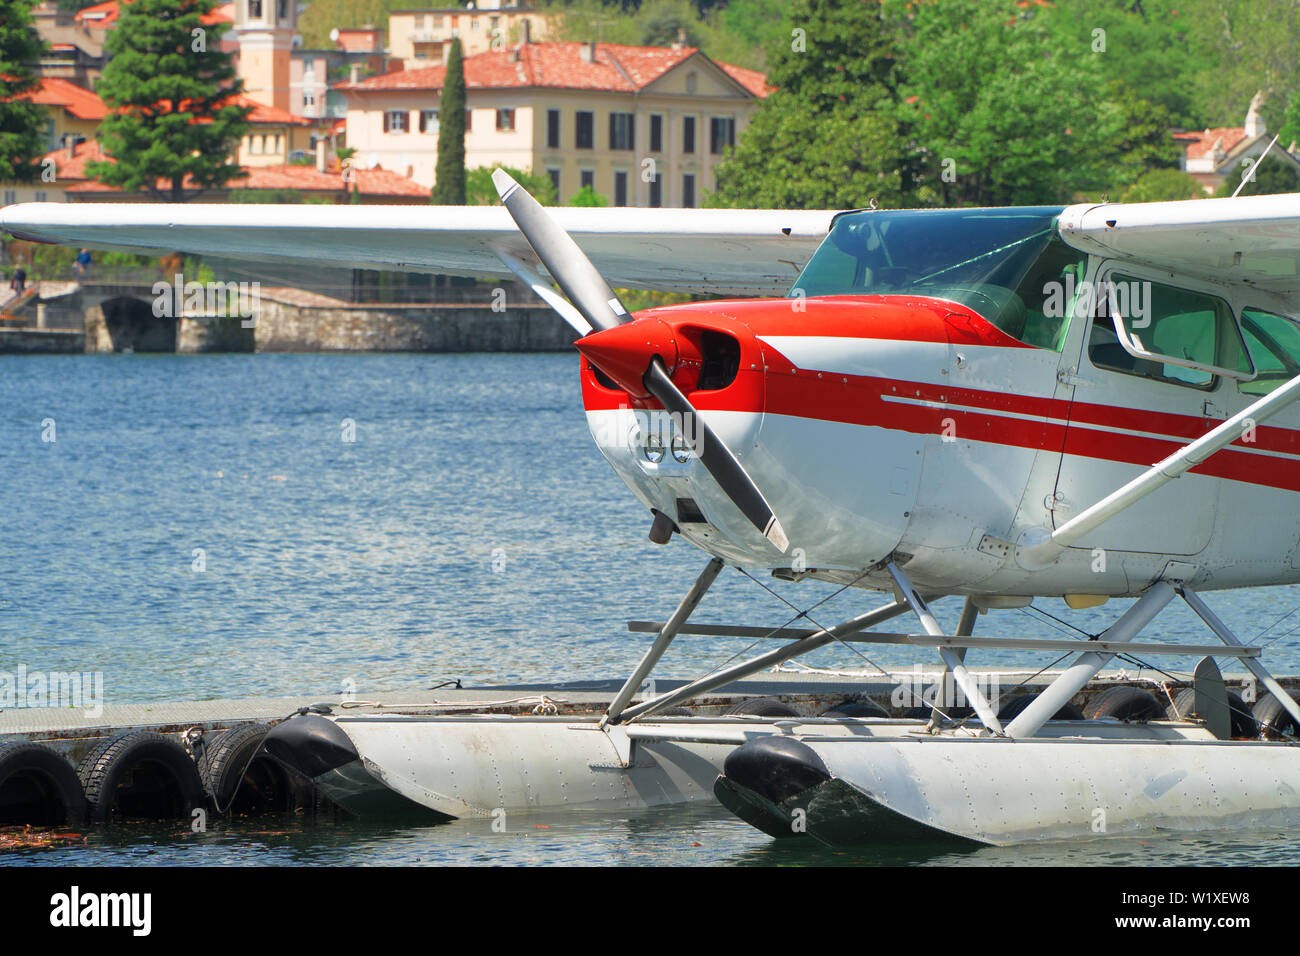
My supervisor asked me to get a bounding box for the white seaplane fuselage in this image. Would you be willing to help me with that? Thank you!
[585,245,1300,600]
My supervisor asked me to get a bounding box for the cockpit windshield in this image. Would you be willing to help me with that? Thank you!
[791,206,1085,349]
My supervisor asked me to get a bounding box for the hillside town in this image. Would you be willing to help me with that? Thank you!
[3,0,770,207]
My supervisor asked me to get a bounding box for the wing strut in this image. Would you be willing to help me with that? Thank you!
[1017,371,1300,570]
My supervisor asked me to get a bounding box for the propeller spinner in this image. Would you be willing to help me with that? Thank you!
[492,170,789,553]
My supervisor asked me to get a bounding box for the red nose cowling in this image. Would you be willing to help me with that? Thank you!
[574,317,678,398]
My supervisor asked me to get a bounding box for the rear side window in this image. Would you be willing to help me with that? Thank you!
[1240,308,1300,396]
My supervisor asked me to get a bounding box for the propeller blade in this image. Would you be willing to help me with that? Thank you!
[492,169,631,333]
[642,359,789,553]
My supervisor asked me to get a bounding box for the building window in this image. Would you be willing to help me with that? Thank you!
[249,135,261,154]
[614,170,628,206]
[710,116,735,154]
[547,167,560,196]
[34,190,46,202]
[648,172,661,207]
[419,109,439,134]
[682,173,695,208]
[496,108,516,132]
[248,0,262,17]
[465,109,473,132]
[2,190,15,205]
[682,116,695,154]
[649,114,663,152]
[277,0,285,19]
[580,169,594,191]
[414,14,424,28]
[609,111,634,151]
[384,110,410,133]
[303,92,315,107]
[547,109,560,149]
[575,110,593,149]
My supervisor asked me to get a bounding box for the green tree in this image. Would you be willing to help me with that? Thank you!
[0,0,48,183]
[431,37,467,205]
[466,166,557,205]
[892,0,1173,206]
[88,0,250,201]
[1120,169,1205,203]
[1041,0,1203,129]
[567,184,609,206]
[1213,153,1300,197]
[711,0,917,210]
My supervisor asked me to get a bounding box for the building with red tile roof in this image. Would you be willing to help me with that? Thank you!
[341,40,768,205]
[1178,93,1300,193]
[20,138,425,204]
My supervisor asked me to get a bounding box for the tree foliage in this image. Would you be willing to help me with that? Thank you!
[0,0,48,183]
[87,0,250,201]
[430,38,466,205]
[567,184,609,206]
[711,0,916,210]
[465,166,557,205]
[714,0,1185,210]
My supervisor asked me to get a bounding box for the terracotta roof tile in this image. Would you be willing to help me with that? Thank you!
[717,62,772,98]
[50,143,426,198]
[75,0,232,26]
[343,42,765,96]
[1183,126,1247,160]
[20,77,107,120]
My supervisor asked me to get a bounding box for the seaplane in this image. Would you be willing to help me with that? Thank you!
[6,166,1300,848]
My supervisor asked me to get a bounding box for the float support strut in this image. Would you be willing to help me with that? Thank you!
[1181,586,1300,732]
[1003,581,1177,738]
[618,595,911,723]
[887,564,1004,734]
[602,558,723,727]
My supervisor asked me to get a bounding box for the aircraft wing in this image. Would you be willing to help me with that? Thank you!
[1059,193,1300,298]
[0,202,839,297]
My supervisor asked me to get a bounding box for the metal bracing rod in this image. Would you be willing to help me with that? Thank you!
[623,621,1259,655]
[617,597,912,723]
[1181,586,1300,732]
[1018,370,1300,570]
[928,597,979,726]
[602,558,724,728]
[887,565,1004,734]
[1003,581,1177,739]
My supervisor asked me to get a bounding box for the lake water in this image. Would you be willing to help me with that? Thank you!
[2,352,1299,866]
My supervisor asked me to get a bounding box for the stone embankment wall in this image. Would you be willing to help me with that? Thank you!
[47,284,580,354]
[250,291,578,352]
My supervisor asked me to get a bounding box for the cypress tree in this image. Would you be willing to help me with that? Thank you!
[431,38,467,205]
[0,0,47,183]
[87,0,250,202]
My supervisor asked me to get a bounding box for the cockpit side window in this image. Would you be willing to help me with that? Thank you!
[1088,274,1244,390]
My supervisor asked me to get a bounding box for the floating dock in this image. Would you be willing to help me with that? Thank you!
[0,669,1289,831]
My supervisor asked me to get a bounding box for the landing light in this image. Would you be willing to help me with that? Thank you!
[671,435,692,463]
[645,433,666,464]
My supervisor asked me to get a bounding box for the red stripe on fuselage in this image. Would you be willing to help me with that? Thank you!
[581,358,1300,494]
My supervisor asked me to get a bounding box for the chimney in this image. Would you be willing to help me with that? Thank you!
[1245,90,1266,139]
[65,137,75,161]
[349,62,362,83]
[580,40,596,62]
[520,19,530,45]
[674,27,687,50]
[315,138,327,173]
